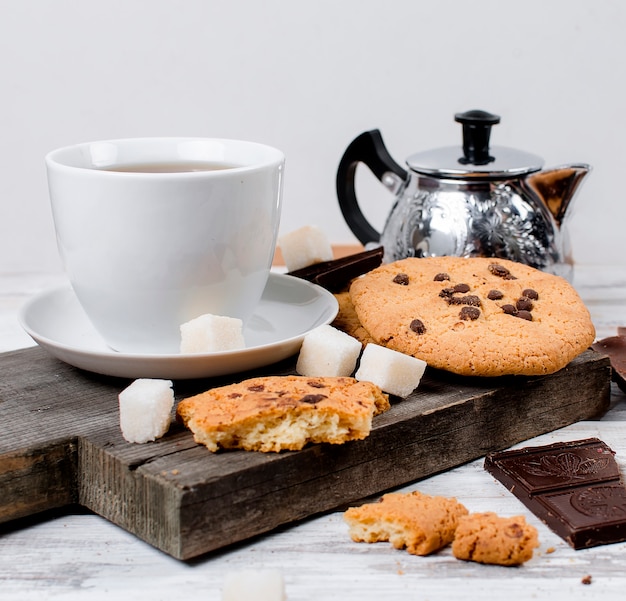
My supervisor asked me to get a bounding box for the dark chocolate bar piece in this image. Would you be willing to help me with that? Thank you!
[287,247,384,293]
[592,334,626,393]
[485,438,626,549]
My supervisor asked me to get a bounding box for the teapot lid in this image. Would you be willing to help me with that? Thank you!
[406,110,544,179]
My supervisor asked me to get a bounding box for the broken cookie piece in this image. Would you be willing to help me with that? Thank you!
[344,490,468,555]
[177,375,389,452]
[452,512,539,566]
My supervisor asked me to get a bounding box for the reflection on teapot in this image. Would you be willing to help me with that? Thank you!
[336,110,590,280]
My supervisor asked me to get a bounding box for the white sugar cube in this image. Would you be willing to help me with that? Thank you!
[279,225,333,271]
[222,569,285,601]
[118,379,174,443]
[180,313,245,354]
[296,324,362,377]
[355,343,427,397]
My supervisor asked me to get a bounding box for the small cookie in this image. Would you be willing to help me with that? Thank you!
[176,375,389,453]
[452,512,539,566]
[344,490,469,556]
[331,291,375,346]
[349,256,595,376]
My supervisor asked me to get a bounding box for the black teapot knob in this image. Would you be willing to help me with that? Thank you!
[455,109,500,166]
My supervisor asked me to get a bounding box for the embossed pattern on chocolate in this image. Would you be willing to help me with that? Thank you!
[485,438,626,549]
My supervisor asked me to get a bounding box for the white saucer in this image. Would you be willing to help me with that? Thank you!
[19,273,338,380]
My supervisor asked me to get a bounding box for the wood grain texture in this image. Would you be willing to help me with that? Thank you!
[3,269,626,600]
[0,345,611,559]
[3,417,626,601]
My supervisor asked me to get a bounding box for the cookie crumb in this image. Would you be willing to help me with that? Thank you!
[581,575,592,585]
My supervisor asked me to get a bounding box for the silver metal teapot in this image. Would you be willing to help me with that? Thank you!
[336,110,590,279]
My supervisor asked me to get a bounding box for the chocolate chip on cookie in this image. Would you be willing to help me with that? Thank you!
[516,310,533,321]
[501,304,518,315]
[447,295,481,307]
[522,288,539,300]
[488,263,510,278]
[516,297,534,312]
[488,263,517,280]
[300,394,327,404]
[459,306,481,321]
[434,273,450,281]
[393,273,410,285]
[410,319,427,334]
[487,289,504,300]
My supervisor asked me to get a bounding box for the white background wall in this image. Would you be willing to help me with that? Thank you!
[1,0,624,274]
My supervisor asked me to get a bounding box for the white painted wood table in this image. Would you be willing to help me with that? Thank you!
[2,267,626,601]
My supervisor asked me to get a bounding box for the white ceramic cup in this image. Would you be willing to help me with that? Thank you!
[46,137,284,354]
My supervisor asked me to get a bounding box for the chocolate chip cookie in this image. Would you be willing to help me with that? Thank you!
[331,291,375,346]
[348,256,595,376]
[177,375,390,452]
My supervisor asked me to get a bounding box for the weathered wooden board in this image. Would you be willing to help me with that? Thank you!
[0,345,611,560]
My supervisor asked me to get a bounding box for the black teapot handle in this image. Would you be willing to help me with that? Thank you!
[336,130,408,245]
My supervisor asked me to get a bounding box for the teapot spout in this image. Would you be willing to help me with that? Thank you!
[524,164,591,226]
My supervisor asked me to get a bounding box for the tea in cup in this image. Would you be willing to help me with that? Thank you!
[45,137,284,354]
